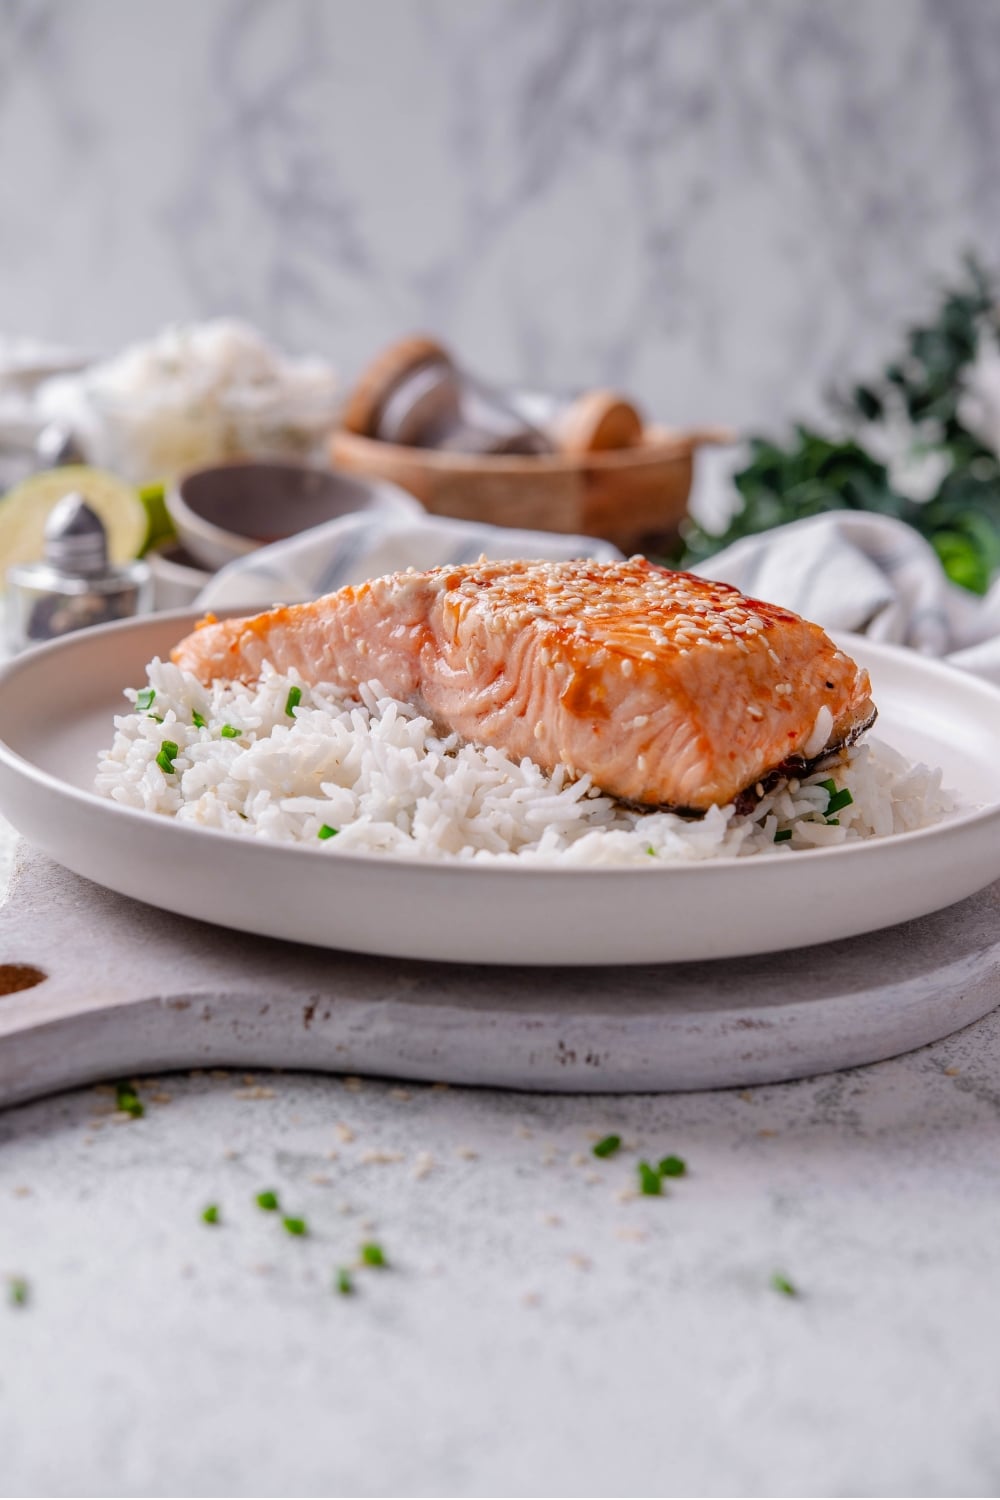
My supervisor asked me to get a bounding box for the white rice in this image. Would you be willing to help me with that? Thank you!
[94,659,959,866]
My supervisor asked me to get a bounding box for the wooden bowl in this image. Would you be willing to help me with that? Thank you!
[329,425,732,552]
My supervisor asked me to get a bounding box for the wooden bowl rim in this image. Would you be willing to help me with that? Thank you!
[330,423,734,476]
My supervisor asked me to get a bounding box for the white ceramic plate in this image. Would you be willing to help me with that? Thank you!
[1,609,999,966]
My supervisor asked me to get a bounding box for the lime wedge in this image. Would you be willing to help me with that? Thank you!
[0,466,148,571]
[137,481,176,554]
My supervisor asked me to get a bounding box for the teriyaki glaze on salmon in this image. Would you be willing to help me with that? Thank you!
[171,557,876,812]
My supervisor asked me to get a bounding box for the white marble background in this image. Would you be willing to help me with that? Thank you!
[1,0,999,432]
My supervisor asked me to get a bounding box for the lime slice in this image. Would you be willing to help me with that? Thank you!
[0,466,148,571]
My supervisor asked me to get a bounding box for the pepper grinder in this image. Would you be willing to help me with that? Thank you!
[6,492,152,653]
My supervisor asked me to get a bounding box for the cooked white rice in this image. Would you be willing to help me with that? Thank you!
[95,659,958,865]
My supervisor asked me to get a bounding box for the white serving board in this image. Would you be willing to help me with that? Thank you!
[1,843,998,1104]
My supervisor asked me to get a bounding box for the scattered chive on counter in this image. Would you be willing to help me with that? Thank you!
[155,740,179,774]
[285,685,302,717]
[360,1242,386,1268]
[637,1161,663,1196]
[255,1190,280,1212]
[592,1134,622,1159]
[8,1276,29,1308]
[282,1216,308,1237]
[201,1204,220,1226]
[335,1268,354,1296]
[317,824,338,840]
[115,1080,144,1118]
[658,1154,687,1177]
[771,1272,798,1297]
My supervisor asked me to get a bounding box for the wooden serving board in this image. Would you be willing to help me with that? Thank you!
[2,842,999,1106]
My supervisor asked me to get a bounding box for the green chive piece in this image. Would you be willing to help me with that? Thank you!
[335,1268,354,1296]
[136,687,155,711]
[658,1154,687,1177]
[149,714,164,723]
[115,1081,144,1118]
[155,740,179,774]
[8,1276,29,1308]
[192,710,207,730]
[220,725,240,739]
[201,1204,220,1225]
[592,1134,622,1159]
[637,1161,663,1196]
[255,1190,280,1212]
[644,844,656,857]
[819,778,838,795]
[826,787,854,815]
[282,1215,308,1237]
[826,818,840,827]
[317,824,338,840]
[285,685,302,717]
[360,1242,386,1268]
[774,829,793,843]
[771,1272,798,1297]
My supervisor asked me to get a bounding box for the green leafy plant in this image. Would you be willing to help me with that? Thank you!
[676,256,1000,594]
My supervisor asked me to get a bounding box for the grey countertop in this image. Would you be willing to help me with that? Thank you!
[1,789,1000,1498]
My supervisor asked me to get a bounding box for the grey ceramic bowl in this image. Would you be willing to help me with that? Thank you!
[167,460,422,573]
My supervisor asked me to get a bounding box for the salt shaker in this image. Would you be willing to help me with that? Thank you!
[6,492,152,653]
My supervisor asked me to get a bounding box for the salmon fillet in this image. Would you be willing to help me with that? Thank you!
[171,557,875,811]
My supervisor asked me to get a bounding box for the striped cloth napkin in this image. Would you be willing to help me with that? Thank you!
[198,508,1000,683]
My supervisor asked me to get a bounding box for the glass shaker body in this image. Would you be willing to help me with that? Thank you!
[6,559,152,653]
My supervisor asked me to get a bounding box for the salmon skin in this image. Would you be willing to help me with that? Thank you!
[171,557,876,812]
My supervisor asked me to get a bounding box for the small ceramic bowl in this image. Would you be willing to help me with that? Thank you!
[146,540,213,611]
[167,460,422,573]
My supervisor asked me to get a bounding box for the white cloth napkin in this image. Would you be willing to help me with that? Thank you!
[197,511,623,609]
[198,507,1000,685]
[694,512,1000,684]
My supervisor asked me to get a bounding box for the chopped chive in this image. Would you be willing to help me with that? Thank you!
[317,824,338,840]
[115,1080,144,1118]
[644,844,656,857]
[771,1272,798,1297]
[8,1276,29,1308]
[658,1154,687,1177]
[637,1161,663,1196]
[136,687,155,711]
[192,710,207,730]
[201,1204,220,1225]
[255,1189,280,1212]
[360,1242,386,1268]
[826,818,840,827]
[155,740,179,774]
[826,787,854,815]
[284,685,302,717]
[774,829,793,843]
[335,1268,354,1296]
[818,777,838,795]
[149,714,164,723]
[220,725,240,739]
[282,1215,308,1237]
[592,1134,621,1159]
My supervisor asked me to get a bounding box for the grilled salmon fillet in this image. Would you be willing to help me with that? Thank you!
[172,557,875,811]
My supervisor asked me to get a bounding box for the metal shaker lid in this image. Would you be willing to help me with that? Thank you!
[43,492,110,576]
